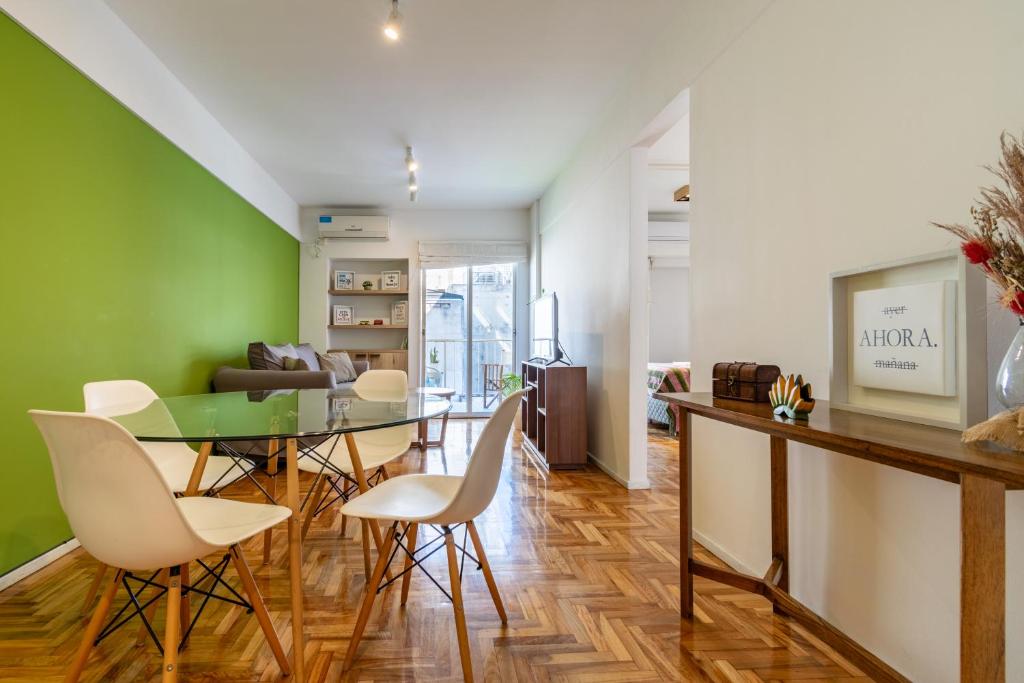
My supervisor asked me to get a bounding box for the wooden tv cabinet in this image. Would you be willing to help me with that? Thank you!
[521,361,587,469]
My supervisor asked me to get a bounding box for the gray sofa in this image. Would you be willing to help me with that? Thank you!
[212,342,368,393]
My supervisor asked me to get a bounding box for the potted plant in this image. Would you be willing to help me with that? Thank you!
[934,132,1024,408]
[362,280,374,291]
[502,372,524,432]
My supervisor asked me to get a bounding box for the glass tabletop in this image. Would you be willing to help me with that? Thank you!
[109,387,451,442]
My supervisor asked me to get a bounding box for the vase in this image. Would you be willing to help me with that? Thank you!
[995,320,1024,409]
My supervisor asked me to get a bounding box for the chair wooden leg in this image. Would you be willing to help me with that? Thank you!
[466,521,507,623]
[445,529,474,683]
[81,562,107,616]
[400,523,419,606]
[343,523,397,671]
[345,433,393,581]
[379,466,390,481]
[301,474,328,541]
[137,568,168,646]
[66,568,124,683]
[229,545,291,675]
[263,441,279,565]
[341,510,348,537]
[361,520,372,578]
[439,412,450,446]
[162,567,182,683]
[178,563,191,649]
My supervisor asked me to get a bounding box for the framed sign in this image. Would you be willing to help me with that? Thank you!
[381,270,402,290]
[851,281,957,396]
[333,270,354,290]
[332,305,354,326]
[829,251,986,429]
[391,300,408,325]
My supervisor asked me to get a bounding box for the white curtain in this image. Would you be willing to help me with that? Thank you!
[418,240,528,267]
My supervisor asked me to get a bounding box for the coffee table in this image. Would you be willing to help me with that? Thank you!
[415,387,456,448]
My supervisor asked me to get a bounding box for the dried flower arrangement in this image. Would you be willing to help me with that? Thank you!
[933,132,1024,315]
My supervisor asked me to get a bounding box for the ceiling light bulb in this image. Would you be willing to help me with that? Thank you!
[408,171,418,193]
[405,146,418,172]
[409,190,418,202]
[383,0,402,41]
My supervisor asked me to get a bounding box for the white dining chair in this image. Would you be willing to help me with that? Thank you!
[338,390,525,683]
[296,370,415,573]
[80,380,248,618]
[29,410,292,683]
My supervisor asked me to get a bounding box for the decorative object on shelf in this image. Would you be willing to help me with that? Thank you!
[358,319,371,326]
[373,319,385,326]
[961,407,1024,450]
[769,374,816,419]
[362,280,374,291]
[851,281,956,396]
[391,300,408,325]
[334,270,354,290]
[332,305,354,325]
[711,362,780,402]
[381,270,402,290]
[934,132,1024,409]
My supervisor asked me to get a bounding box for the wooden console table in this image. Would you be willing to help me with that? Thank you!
[655,392,1024,683]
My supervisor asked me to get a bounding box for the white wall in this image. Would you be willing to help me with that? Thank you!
[689,1,1023,680]
[649,267,689,362]
[0,0,299,237]
[538,149,650,488]
[299,209,530,384]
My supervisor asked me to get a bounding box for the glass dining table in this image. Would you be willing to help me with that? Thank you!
[109,387,451,683]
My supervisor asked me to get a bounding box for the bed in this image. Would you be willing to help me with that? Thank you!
[647,362,690,435]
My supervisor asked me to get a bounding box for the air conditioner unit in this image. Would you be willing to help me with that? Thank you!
[317,215,389,240]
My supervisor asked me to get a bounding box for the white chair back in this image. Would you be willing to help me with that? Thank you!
[439,391,524,523]
[353,369,408,401]
[83,380,158,416]
[29,410,215,570]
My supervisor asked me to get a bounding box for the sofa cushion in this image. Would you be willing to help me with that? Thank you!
[294,343,321,372]
[248,342,297,371]
[283,356,310,371]
[318,351,358,382]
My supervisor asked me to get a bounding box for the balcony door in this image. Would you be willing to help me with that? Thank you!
[423,263,516,416]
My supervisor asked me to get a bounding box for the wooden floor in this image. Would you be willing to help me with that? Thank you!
[0,421,872,682]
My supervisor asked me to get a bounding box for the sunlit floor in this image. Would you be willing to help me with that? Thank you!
[0,422,871,681]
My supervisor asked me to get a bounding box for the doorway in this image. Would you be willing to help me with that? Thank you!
[423,263,516,416]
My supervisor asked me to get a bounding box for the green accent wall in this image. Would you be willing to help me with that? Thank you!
[0,14,299,575]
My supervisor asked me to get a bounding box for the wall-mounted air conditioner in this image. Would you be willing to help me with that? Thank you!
[317,215,389,240]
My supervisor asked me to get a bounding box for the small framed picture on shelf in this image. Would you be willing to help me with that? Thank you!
[333,270,354,290]
[391,300,408,325]
[381,270,402,290]
[332,305,354,325]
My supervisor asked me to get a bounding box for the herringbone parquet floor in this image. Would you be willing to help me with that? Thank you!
[0,421,871,682]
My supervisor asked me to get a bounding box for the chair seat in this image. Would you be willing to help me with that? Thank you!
[177,497,291,548]
[339,474,462,523]
[145,442,247,493]
[296,429,411,476]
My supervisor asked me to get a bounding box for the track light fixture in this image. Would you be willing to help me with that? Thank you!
[383,0,402,41]
[408,171,418,193]
[405,146,418,172]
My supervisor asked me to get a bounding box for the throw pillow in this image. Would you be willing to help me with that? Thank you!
[248,342,298,371]
[283,356,310,371]
[294,343,321,372]
[318,352,357,382]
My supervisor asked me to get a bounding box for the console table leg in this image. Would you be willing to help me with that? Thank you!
[770,436,789,614]
[960,473,1005,683]
[679,408,693,618]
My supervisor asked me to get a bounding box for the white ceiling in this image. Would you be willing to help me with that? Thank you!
[102,0,688,210]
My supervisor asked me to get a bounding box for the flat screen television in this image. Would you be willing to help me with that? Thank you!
[531,293,562,364]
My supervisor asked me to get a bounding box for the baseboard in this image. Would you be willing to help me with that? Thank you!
[692,529,759,577]
[0,538,80,592]
[586,453,650,490]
